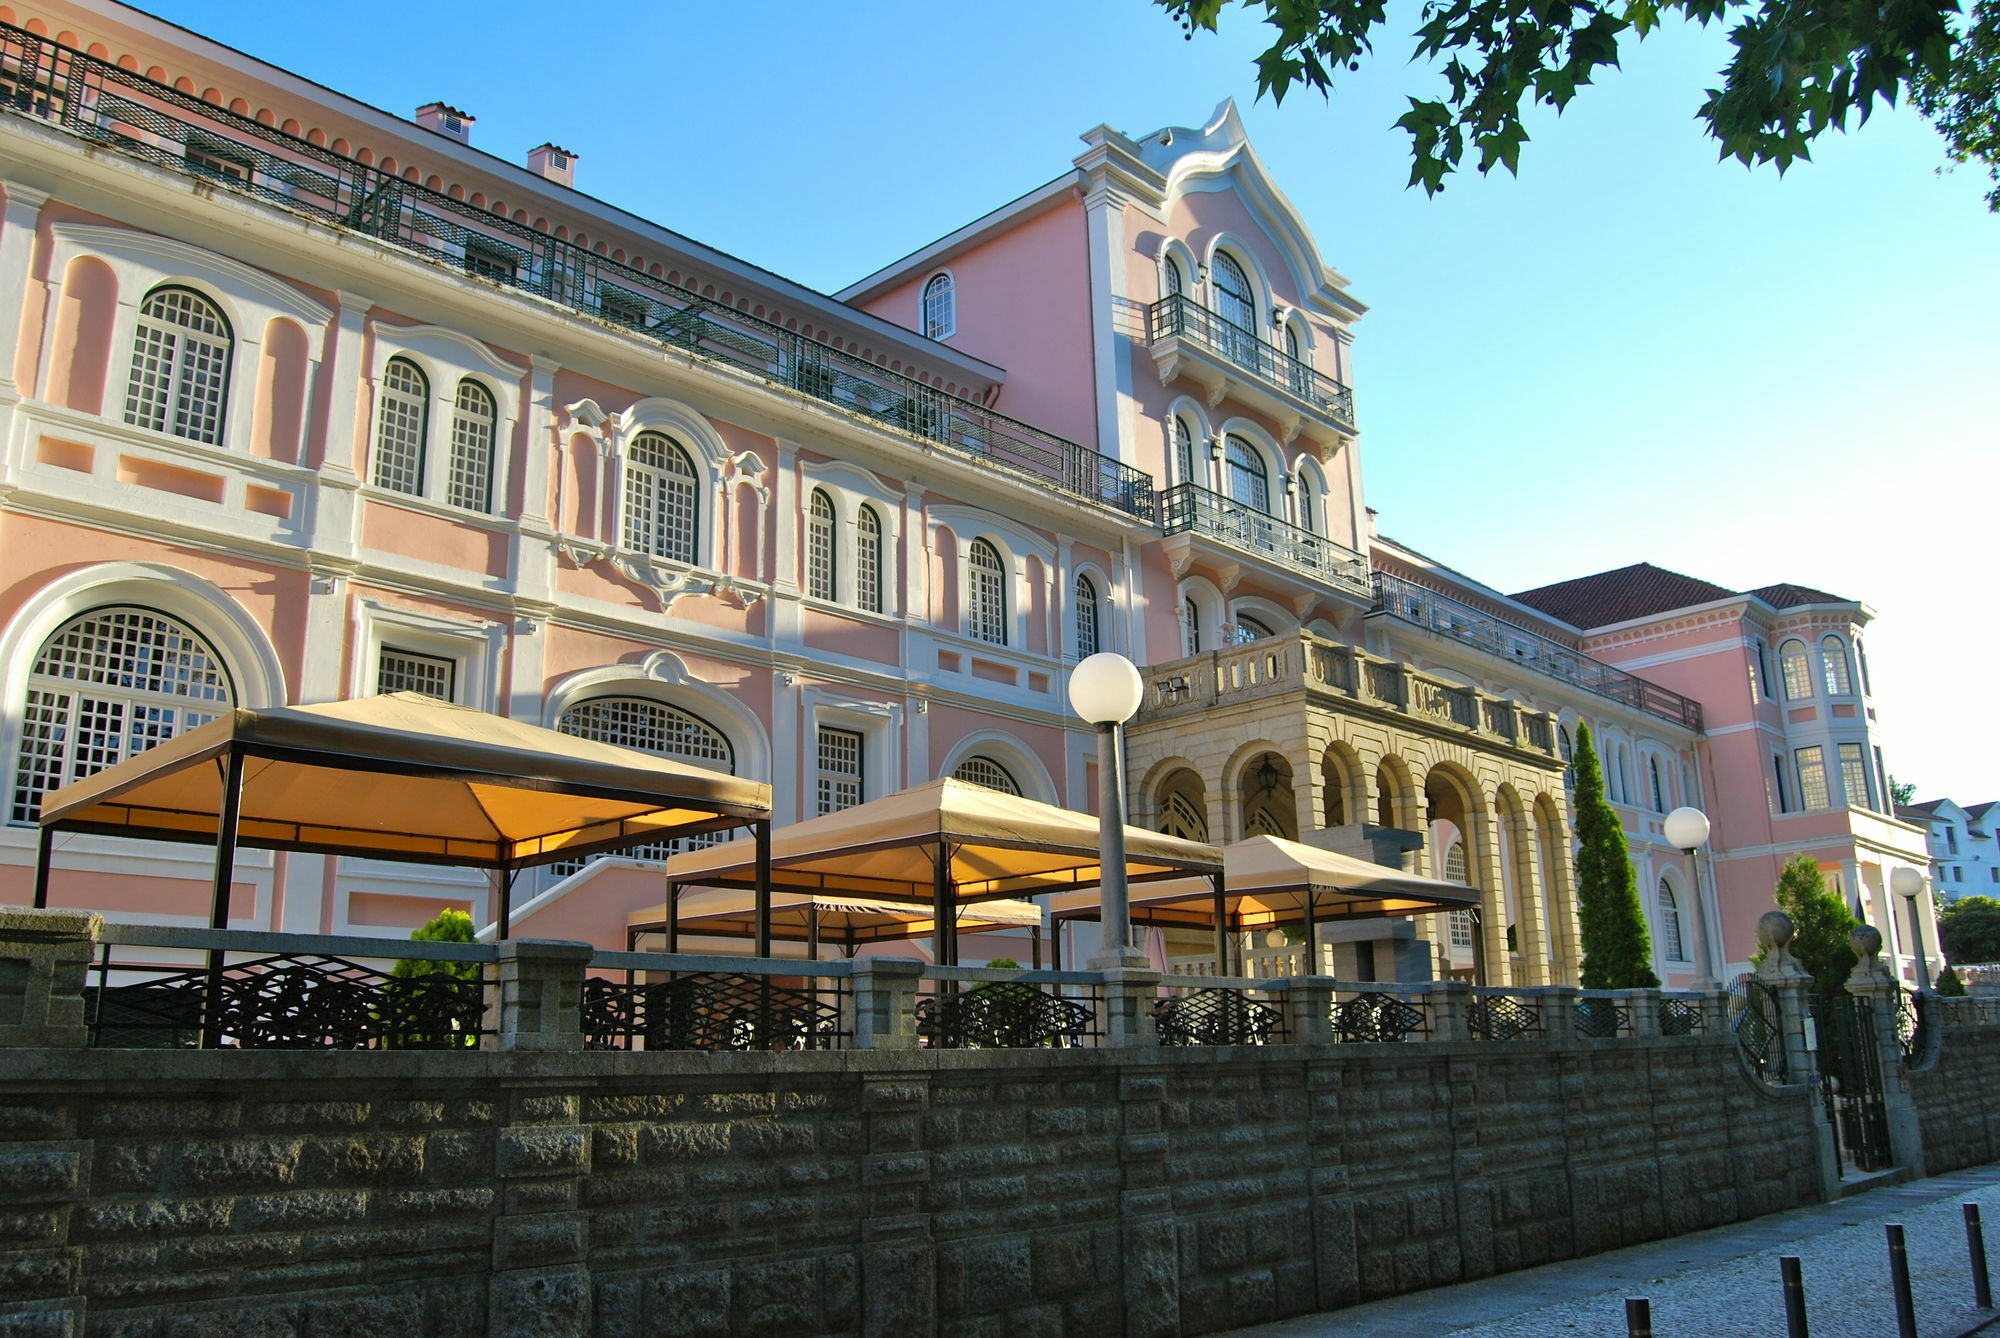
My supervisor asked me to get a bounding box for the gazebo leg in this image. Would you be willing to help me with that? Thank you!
[30,824,53,909]
[493,868,513,941]
[753,820,772,958]
[202,748,246,1050]
[1211,874,1228,976]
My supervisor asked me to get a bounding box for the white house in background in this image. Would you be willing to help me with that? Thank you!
[1901,799,2000,900]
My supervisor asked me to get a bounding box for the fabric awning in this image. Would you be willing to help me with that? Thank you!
[629,889,1044,949]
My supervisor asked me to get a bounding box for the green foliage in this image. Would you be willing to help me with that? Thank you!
[1570,722,1659,989]
[985,957,1021,970]
[1157,0,1976,200]
[1912,0,2000,209]
[381,907,480,1049]
[1939,963,1968,996]
[1939,895,2000,964]
[1890,776,1919,806]
[394,907,479,981]
[1771,854,1856,998]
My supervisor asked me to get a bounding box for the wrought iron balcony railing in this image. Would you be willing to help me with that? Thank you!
[1146,293,1356,430]
[1160,482,1370,600]
[1371,572,1705,732]
[0,24,1155,523]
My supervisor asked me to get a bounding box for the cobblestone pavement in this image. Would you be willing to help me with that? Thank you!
[1219,1164,2000,1338]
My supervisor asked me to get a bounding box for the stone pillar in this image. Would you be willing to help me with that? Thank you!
[1429,981,1472,1042]
[1283,977,1338,1044]
[1628,988,1662,1039]
[494,940,590,1051]
[849,957,923,1050]
[1543,986,1579,1043]
[1097,967,1163,1047]
[1846,924,1926,1172]
[0,906,100,1047]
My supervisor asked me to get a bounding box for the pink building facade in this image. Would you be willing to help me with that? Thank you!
[0,6,1931,981]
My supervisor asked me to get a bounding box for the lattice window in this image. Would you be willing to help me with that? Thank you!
[1840,742,1874,810]
[1780,640,1813,700]
[1231,615,1274,645]
[11,608,232,824]
[376,647,454,700]
[807,489,837,602]
[372,357,428,495]
[1172,416,1197,487]
[1183,597,1200,657]
[1213,252,1255,332]
[1450,910,1474,949]
[622,432,698,563]
[1821,635,1853,695]
[1656,879,1687,961]
[1159,791,1207,842]
[125,286,232,445]
[966,539,1007,645]
[922,273,955,340]
[1074,574,1101,659]
[554,697,733,870]
[855,505,883,614]
[1224,437,1270,513]
[816,725,863,816]
[952,755,1020,795]
[447,379,496,512]
[1795,746,1830,810]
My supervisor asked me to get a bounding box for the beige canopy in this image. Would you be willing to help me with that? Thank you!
[667,777,1222,963]
[34,693,772,938]
[628,888,1044,954]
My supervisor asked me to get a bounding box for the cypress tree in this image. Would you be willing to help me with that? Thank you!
[1771,853,1856,1000]
[1571,721,1660,989]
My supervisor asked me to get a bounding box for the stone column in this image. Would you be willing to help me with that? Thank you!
[494,940,590,1051]
[1753,912,1818,1085]
[1845,924,1926,1172]
[1096,967,1163,1047]
[1429,981,1472,1042]
[0,906,100,1047]
[1627,988,1662,1039]
[1543,985,1579,1043]
[1284,977,1338,1045]
[849,957,923,1050]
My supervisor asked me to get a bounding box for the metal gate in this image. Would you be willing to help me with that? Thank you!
[1812,992,1894,1173]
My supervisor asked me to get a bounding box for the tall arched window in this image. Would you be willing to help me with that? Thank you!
[1224,436,1270,512]
[1779,639,1812,699]
[12,607,234,824]
[1172,416,1197,487]
[622,432,699,563]
[372,357,428,495]
[1656,879,1686,961]
[952,755,1019,795]
[966,538,1007,645]
[922,272,955,340]
[555,696,734,865]
[1820,635,1853,695]
[855,504,883,614]
[1283,323,1311,396]
[447,379,496,512]
[1074,573,1101,658]
[1295,471,1318,535]
[126,286,232,445]
[1211,252,1258,367]
[806,488,837,601]
[1183,596,1200,656]
[1649,756,1666,812]
[1163,255,1185,299]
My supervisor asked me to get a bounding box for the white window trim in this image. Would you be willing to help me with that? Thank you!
[921,269,957,341]
[799,464,904,618]
[939,729,1057,804]
[1069,563,1114,661]
[366,324,522,514]
[802,690,901,819]
[352,598,503,710]
[610,399,728,573]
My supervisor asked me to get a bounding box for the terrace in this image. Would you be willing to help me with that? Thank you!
[1159,482,1373,603]
[1145,293,1357,443]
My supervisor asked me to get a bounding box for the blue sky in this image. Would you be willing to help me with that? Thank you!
[145,0,2000,805]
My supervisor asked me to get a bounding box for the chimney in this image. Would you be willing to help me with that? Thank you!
[527,143,578,189]
[415,102,474,145]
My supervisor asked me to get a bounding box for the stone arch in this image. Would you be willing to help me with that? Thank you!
[1321,740,1364,828]
[1152,766,1210,843]
[1374,753,1420,831]
[1534,790,1580,983]
[1495,783,1552,985]
[1424,761,1507,985]
[1236,749,1297,841]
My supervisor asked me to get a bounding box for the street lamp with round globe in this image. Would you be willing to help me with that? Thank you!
[1664,807,1710,855]
[1891,866,1933,991]
[1068,653,1147,968]
[1068,652,1144,725]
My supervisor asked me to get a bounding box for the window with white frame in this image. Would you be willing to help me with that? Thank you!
[921,273,955,340]
[1559,727,1575,796]
[1163,255,1185,299]
[1449,909,1474,949]
[1213,252,1256,334]
[1231,614,1274,644]
[855,505,884,614]
[952,755,1020,795]
[554,696,733,867]
[1779,640,1813,699]
[376,647,456,700]
[464,239,519,284]
[1656,879,1687,961]
[815,724,864,816]
[1224,437,1270,513]
[447,379,497,512]
[1795,746,1830,810]
[1772,753,1793,813]
[1839,742,1874,809]
[11,607,233,825]
[807,489,837,601]
[1820,635,1853,695]
[1183,596,1200,656]
[1172,416,1197,487]
[966,538,1007,645]
[622,432,699,563]
[125,286,232,446]
[372,357,429,495]
[1856,639,1873,694]
[1754,640,1774,700]
[1649,756,1666,813]
[1074,573,1101,659]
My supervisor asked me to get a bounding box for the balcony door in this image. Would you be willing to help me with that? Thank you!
[1222,436,1278,553]
[1211,253,1259,367]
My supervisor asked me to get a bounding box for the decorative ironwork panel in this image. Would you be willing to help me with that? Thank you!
[1573,998,1631,1039]
[580,973,844,1052]
[1467,994,1544,1041]
[1331,991,1429,1043]
[1153,988,1283,1046]
[915,982,1092,1049]
[1660,997,1706,1037]
[1813,993,1894,1173]
[1735,981,1782,1078]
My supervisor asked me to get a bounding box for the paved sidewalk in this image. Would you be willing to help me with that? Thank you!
[1219,1163,2000,1338]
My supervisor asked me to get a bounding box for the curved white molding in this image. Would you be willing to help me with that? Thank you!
[938,729,1058,805]
[50,222,332,329]
[542,658,773,781]
[619,396,730,466]
[369,321,523,382]
[924,503,1057,567]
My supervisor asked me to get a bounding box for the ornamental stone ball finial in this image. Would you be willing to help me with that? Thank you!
[1850,923,1883,960]
[1758,910,1795,951]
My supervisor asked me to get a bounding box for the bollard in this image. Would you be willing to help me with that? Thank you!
[1888,1224,1918,1338]
[1781,1255,1810,1338]
[1969,1204,1994,1310]
[1624,1297,1652,1338]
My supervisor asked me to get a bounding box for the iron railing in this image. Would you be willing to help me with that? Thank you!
[1371,572,1705,732]
[0,23,1155,523]
[1330,989,1430,1043]
[1573,994,1633,1039]
[1736,980,1783,1080]
[1152,979,1287,1045]
[1468,992,1545,1041]
[1160,482,1371,598]
[1145,294,1356,430]
[581,951,852,1052]
[1660,996,1706,1036]
[914,969,1104,1049]
[1896,987,1935,1066]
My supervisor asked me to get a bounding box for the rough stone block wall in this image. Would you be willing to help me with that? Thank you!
[1910,1019,2000,1176]
[0,1037,1820,1338]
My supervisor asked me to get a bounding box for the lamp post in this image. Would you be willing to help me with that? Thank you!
[1891,865,1933,991]
[1069,652,1149,969]
[1663,807,1713,982]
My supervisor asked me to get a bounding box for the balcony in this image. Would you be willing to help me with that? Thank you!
[1145,294,1357,442]
[1137,631,1562,763]
[0,25,1156,524]
[1370,572,1705,732]
[1159,483,1371,603]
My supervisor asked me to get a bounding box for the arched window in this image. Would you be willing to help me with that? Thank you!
[1211,252,1258,367]
[372,357,428,495]
[1163,255,1184,299]
[855,505,883,614]
[921,272,955,340]
[1855,639,1873,694]
[1231,614,1274,644]
[447,379,496,512]
[1779,639,1812,700]
[1283,323,1311,396]
[555,696,734,865]
[1183,596,1200,656]
[1820,635,1853,695]
[1560,726,1575,796]
[1445,845,1473,948]
[1074,573,1101,659]
[1656,879,1686,961]
[126,286,232,445]
[622,432,699,563]
[1649,755,1666,813]
[1753,640,1774,700]
[806,488,837,601]
[1160,791,1207,841]
[1172,416,1197,487]
[1294,471,1317,535]
[952,755,1019,795]
[966,538,1007,645]
[11,607,233,824]
[1224,436,1270,512]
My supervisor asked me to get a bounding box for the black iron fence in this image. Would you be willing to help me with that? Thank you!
[915,967,1104,1049]
[1153,977,1288,1046]
[1144,294,1357,429]
[582,950,852,1052]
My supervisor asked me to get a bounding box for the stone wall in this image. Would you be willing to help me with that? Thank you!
[0,1036,1822,1338]
[1909,1011,2000,1176]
